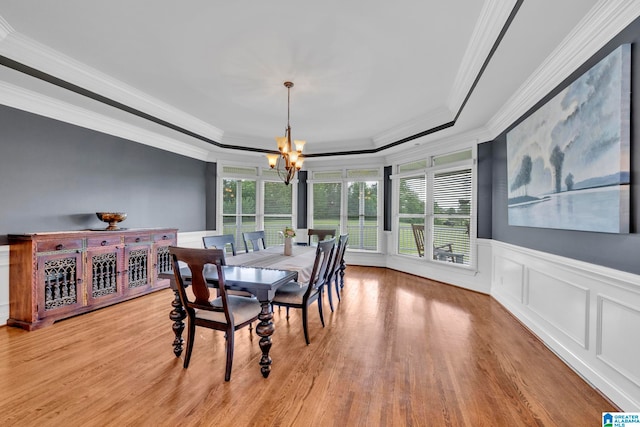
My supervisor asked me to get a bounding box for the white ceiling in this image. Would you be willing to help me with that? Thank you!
[0,0,636,161]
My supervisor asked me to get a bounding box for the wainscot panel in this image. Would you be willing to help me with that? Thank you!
[493,255,524,303]
[598,296,640,389]
[527,269,589,348]
[491,240,640,411]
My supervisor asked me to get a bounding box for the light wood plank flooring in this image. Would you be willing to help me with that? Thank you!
[0,266,617,426]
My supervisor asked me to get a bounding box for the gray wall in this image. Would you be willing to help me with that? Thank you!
[0,105,208,245]
[479,17,640,274]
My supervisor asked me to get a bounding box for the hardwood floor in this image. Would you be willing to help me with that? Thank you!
[0,266,616,426]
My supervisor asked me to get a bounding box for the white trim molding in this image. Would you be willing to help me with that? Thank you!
[491,240,640,411]
[0,245,9,325]
[487,0,640,139]
[0,24,224,143]
[447,0,518,113]
[0,80,210,161]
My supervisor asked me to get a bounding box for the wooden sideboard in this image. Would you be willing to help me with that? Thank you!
[8,228,177,330]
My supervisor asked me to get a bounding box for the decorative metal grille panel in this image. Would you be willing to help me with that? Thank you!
[128,248,148,288]
[92,252,118,298]
[156,245,171,274]
[44,257,77,310]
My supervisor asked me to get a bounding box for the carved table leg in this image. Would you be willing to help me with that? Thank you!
[255,301,275,378]
[339,262,346,289]
[169,289,186,357]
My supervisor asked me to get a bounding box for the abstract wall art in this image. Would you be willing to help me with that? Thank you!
[507,44,630,233]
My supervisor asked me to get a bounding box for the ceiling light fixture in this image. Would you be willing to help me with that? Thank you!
[266,81,305,185]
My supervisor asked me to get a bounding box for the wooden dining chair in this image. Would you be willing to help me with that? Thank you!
[202,233,255,318]
[202,234,237,256]
[411,223,463,263]
[307,228,336,246]
[411,224,425,257]
[271,238,336,345]
[325,234,348,312]
[169,246,261,381]
[242,230,266,252]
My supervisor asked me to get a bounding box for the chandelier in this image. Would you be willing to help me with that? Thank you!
[266,81,305,185]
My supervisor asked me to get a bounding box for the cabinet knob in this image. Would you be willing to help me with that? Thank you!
[101,240,108,246]
[162,235,168,240]
[55,244,64,251]
[135,237,141,243]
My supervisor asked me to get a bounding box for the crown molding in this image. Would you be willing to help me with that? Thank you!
[0,15,13,41]
[384,126,491,166]
[372,106,453,147]
[0,21,224,142]
[486,0,640,139]
[0,80,210,161]
[447,0,518,114]
[220,133,273,152]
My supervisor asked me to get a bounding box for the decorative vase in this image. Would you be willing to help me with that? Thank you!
[284,237,293,256]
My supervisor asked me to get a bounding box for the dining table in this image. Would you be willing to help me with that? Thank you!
[161,244,318,378]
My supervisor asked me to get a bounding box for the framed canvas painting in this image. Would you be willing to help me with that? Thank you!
[507,44,630,233]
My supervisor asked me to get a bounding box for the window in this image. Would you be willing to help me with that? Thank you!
[311,168,381,252]
[397,174,426,256]
[222,178,257,247]
[433,168,472,265]
[263,181,293,246]
[220,166,295,248]
[347,181,378,250]
[395,149,474,266]
[312,182,342,233]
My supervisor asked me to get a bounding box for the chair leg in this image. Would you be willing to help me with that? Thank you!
[302,305,310,345]
[224,328,235,381]
[335,276,341,302]
[286,307,290,319]
[317,290,325,328]
[327,281,335,312]
[183,319,196,369]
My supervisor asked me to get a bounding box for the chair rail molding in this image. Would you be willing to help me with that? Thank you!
[491,239,640,411]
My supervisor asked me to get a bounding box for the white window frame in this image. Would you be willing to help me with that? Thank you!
[308,167,383,253]
[391,147,476,268]
[218,163,298,243]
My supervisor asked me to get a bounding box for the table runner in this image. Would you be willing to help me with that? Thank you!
[226,245,317,283]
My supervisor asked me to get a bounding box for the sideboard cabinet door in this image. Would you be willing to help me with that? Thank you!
[36,250,84,320]
[86,245,124,306]
[123,243,152,297]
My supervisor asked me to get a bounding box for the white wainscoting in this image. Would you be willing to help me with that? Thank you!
[491,240,640,411]
[177,230,208,249]
[0,245,9,325]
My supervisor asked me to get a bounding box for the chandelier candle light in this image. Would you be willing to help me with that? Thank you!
[266,81,305,185]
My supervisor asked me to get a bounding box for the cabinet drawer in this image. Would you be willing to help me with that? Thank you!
[37,239,83,252]
[153,232,175,242]
[124,233,151,244]
[87,235,122,248]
